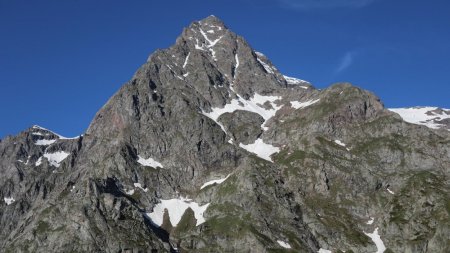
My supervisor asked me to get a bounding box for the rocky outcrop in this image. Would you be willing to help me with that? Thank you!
[1,16,449,253]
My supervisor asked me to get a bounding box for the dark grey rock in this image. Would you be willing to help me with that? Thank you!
[1,15,449,253]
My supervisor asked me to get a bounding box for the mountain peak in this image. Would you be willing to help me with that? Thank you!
[196,15,227,29]
[1,16,450,253]
[178,15,230,51]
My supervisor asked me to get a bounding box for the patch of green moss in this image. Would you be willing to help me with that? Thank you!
[203,215,250,238]
[216,176,238,196]
[389,203,408,224]
[305,196,370,246]
[351,134,409,155]
[130,190,142,201]
[35,221,50,234]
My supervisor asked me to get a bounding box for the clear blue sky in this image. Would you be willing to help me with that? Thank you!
[1,0,449,137]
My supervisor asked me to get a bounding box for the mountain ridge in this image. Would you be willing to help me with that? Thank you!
[1,16,449,253]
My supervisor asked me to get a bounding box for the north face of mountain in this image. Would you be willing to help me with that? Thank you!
[1,16,449,253]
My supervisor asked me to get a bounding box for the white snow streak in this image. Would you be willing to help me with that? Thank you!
[199,29,222,47]
[257,57,276,74]
[200,174,231,190]
[195,28,223,61]
[283,75,309,86]
[32,125,80,139]
[367,217,375,225]
[364,227,386,253]
[234,53,240,77]
[182,52,190,68]
[146,197,210,227]
[194,39,205,51]
[290,99,320,109]
[277,240,292,249]
[137,156,164,168]
[318,249,332,253]
[4,197,15,205]
[387,188,395,195]
[35,157,43,166]
[239,138,280,162]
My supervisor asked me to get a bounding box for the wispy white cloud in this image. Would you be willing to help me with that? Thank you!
[280,0,378,10]
[334,51,355,74]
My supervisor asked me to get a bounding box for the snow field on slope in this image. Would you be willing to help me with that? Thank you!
[146,197,210,227]
[389,107,450,129]
[202,93,282,131]
[239,138,280,162]
[364,227,386,253]
[35,151,70,167]
[137,156,164,168]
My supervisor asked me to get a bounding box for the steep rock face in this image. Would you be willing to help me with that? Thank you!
[1,16,449,253]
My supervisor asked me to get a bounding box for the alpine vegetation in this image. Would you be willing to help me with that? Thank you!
[1,16,449,253]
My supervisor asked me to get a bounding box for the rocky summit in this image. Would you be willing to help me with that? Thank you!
[1,16,449,253]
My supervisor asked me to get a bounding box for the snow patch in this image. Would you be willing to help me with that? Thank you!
[364,227,386,253]
[283,75,309,85]
[257,57,276,74]
[4,197,15,205]
[367,217,375,225]
[389,107,450,130]
[32,125,80,139]
[35,139,56,146]
[134,183,148,192]
[43,151,70,167]
[239,138,280,162]
[201,93,282,131]
[318,249,332,253]
[277,240,291,249]
[200,174,231,190]
[387,188,394,195]
[137,156,164,168]
[290,99,320,109]
[334,140,346,147]
[334,140,350,150]
[35,157,43,166]
[146,197,210,227]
